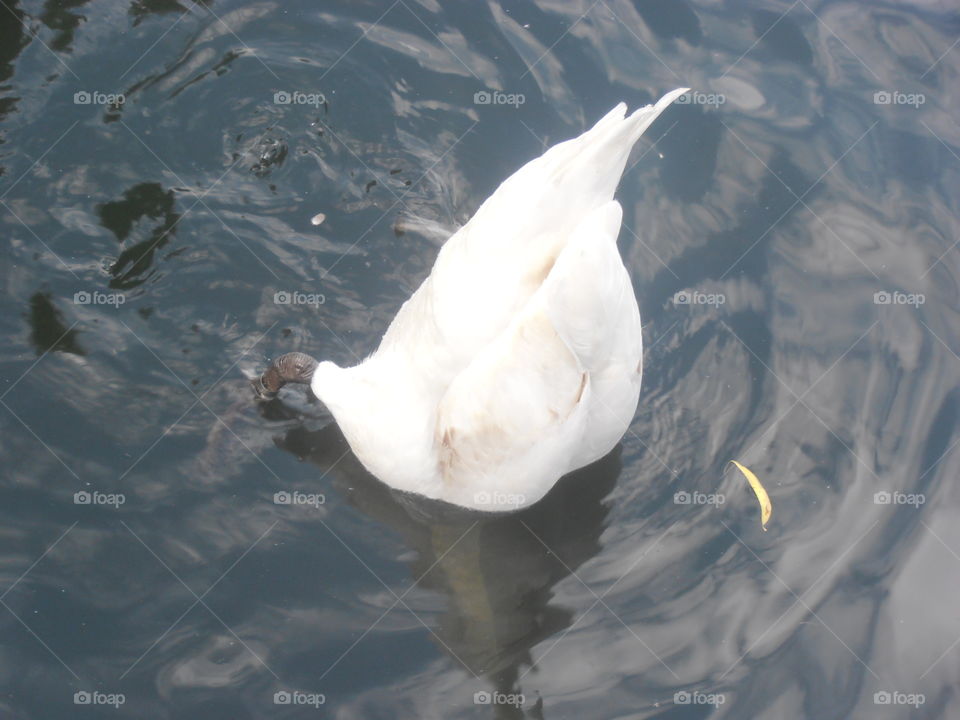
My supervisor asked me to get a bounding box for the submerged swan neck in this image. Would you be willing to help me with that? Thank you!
[253,352,318,399]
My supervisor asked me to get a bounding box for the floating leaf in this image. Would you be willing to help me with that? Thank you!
[730,460,772,530]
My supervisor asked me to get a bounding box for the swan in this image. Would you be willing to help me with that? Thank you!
[254,88,689,511]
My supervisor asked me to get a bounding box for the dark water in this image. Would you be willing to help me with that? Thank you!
[2,0,959,718]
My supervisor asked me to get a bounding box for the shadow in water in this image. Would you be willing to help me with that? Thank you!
[129,0,207,27]
[98,182,181,289]
[26,292,84,356]
[634,0,702,45]
[0,0,28,159]
[39,0,91,53]
[751,9,814,67]
[267,407,622,719]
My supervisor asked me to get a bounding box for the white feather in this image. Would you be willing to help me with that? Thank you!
[311,89,689,510]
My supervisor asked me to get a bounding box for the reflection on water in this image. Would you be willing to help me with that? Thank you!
[27,292,85,356]
[275,419,621,718]
[1,0,960,717]
[99,182,181,289]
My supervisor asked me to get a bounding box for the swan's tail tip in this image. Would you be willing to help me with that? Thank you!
[618,88,691,142]
[662,87,691,103]
[645,87,691,114]
[615,89,688,124]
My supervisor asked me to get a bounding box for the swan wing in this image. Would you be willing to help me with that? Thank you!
[377,90,688,388]
[543,201,644,467]
[434,201,637,508]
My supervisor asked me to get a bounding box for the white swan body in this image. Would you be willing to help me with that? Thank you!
[311,89,689,511]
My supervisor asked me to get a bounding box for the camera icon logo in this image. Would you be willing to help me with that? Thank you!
[274,491,292,505]
[74,291,91,304]
[274,291,291,305]
[473,91,491,105]
[74,691,92,704]
[274,91,291,104]
[874,491,891,505]
[873,91,892,105]
[874,691,891,704]
[473,491,491,505]
[474,691,492,704]
[274,690,292,704]
[675,92,691,104]
[873,291,891,305]
[74,491,91,504]
[673,291,691,305]
[674,691,691,704]
[674,491,691,505]
[74,91,92,104]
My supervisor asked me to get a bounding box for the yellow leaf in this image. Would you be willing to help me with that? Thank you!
[730,461,772,531]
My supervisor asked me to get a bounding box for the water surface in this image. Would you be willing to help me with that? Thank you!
[1,0,959,718]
